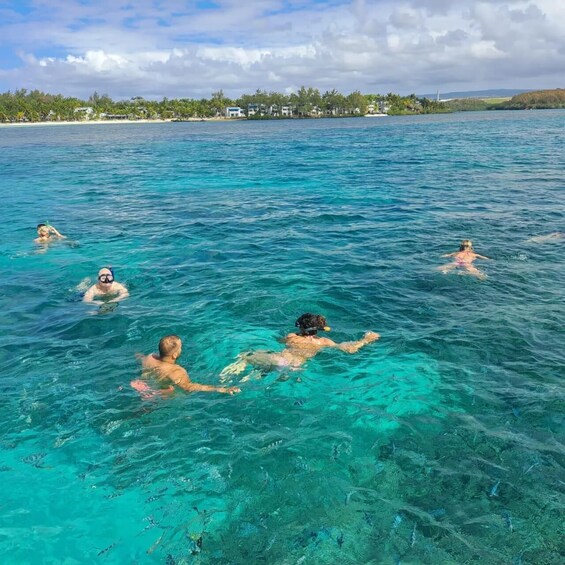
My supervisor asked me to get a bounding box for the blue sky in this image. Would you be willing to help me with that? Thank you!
[0,0,563,99]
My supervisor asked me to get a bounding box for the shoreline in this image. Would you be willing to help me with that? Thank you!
[0,115,387,128]
[0,117,229,128]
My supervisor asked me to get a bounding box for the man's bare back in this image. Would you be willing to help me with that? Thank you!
[141,353,187,390]
[135,336,240,396]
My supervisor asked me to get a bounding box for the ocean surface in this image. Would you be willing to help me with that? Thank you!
[0,111,563,564]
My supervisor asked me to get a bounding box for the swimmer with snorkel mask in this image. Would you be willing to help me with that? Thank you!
[82,267,129,305]
[34,222,65,244]
[220,313,380,379]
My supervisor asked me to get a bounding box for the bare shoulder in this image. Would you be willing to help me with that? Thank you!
[141,353,159,369]
[111,282,128,294]
[167,364,190,384]
[284,332,301,344]
[316,337,336,347]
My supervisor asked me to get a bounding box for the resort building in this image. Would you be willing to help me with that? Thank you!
[73,106,94,119]
[366,101,390,114]
[247,104,267,116]
[225,107,245,118]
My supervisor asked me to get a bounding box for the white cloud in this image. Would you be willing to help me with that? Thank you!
[470,41,507,60]
[0,0,564,98]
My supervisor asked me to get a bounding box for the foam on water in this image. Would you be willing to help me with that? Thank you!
[0,112,563,563]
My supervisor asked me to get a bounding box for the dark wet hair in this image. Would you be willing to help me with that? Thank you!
[37,224,47,229]
[459,239,473,251]
[295,313,327,336]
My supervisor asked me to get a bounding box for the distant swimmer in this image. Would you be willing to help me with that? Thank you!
[438,239,489,279]
[134,335,240,396]
[525,232,564,243]
[83,267,129,304]
[220,313,380,379]
[34,223,65,244]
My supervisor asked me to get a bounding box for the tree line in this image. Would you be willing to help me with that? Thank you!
[0,87,449,123]
[494,89,565,110]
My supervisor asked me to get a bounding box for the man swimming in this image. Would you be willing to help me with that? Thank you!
[34,223,65,244]
[134,335,240,395]
[525,232,564,243]
[83,267,129,304]
[220,313,380,378]
[438,239,489,279]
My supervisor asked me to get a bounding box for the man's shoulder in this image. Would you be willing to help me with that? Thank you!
[144,356,187,379]
[142,353,159,367]
[316,337,335,346]
[169,365,189,381]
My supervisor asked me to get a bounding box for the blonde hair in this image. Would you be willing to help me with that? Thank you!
[159,335,182,357]
[459,239,473,251]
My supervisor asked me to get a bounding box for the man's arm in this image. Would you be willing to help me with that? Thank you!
[330,331,380,354]
[82,285,101,303]
[171,367,240,395]
[109,283,129,302]
[48,225,65,238]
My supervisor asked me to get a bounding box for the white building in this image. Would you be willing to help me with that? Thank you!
[225,107,244,118]
[74,106,94,119]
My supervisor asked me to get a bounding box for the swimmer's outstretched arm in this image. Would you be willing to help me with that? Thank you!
[173,368,241,395]
[475,253,489,260]
[442,252,457,257]
[330,331,380,354]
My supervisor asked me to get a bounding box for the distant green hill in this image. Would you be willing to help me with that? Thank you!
[442,99,491,112]
[493,89,565,110]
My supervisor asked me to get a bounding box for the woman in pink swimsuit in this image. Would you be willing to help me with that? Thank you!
[438,239,490,279]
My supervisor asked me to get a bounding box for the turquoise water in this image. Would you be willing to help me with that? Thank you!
[0,112,563,564]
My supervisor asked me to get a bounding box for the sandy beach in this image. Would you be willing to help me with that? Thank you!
[1,115,384,128]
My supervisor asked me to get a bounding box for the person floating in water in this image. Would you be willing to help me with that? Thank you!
[34,223,65,244]
[438,239,489,279]
[83,267,129,304]
[220,313,380,379]
[525,232,564,243]
[133,335,240,397]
